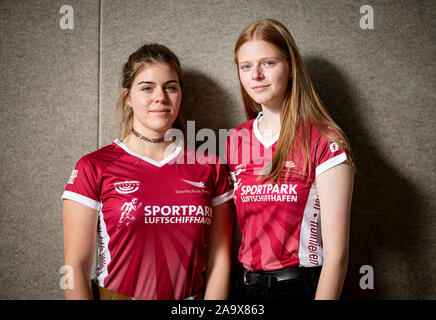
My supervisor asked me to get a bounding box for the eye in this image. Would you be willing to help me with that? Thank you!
[165,85,177,91]
[240,65,251,71]
[141,86,152,92]
[263,61,275,66]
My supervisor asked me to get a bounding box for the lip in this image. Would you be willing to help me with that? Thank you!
[149,109,170,114]
[251,85,270,91]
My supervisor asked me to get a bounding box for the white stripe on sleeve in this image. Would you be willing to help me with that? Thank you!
[61,190,101,211]
[315,153,347,177]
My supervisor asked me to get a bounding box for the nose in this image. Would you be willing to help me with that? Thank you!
[251,65,264,80]
[155,87,167,104]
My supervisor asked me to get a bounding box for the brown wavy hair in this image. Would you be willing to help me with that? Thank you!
[116,43,186,141]
[234,19,355,183]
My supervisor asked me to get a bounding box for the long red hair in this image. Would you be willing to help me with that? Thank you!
[234,19,355,183]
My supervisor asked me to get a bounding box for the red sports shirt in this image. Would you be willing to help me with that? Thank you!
[62,140,233,299]
[227,112,347,271]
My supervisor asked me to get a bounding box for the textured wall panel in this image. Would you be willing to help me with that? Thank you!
[0,0,100,299]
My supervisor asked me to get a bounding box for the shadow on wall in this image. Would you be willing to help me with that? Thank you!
[182,68,242,277]
[181,68,238,154]
[305,57,427,299]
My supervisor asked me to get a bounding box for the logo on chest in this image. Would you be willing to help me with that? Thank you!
[174,178,210,195]
[114,181,140,194]
[181,179,205,188]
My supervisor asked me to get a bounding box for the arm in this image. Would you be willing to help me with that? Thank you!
[314,163,354,300]
[63,199,98,300]
[203,200,234,300]
[231,208,242,271]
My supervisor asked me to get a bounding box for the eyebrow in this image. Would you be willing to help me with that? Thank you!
[238,56,281,64]
[136,80,179,85]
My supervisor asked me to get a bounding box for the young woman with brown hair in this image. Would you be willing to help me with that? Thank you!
[227,19,355,300]
[62,43,233,300]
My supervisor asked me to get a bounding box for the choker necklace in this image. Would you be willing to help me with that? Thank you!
[132,128,165,143]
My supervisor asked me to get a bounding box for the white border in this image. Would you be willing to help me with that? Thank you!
[315,153,347,177]
[61,190,100,211]
[114,139,183,167]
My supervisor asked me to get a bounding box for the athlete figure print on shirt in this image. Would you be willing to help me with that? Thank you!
[62,140,233,300]
[227,112,347,272]
[117,198,143,230]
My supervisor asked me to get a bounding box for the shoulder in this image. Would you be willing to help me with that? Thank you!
[230,118,255,134]
[76,142,124,171]
[307,122,341,146]
[227,118,255,144]
[307,123,348,174]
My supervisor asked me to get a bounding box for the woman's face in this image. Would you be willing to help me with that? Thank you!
[126,62,182,136]
[237,39,290,110]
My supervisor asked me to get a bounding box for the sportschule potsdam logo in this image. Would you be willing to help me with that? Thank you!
[180,179,205,188]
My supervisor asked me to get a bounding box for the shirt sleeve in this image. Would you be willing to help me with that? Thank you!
[61,156,101,211]
[211,156,234,207]
[314,132,348,177]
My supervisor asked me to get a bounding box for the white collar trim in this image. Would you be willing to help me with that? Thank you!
[114,139,183,167]
[252,112,280,149]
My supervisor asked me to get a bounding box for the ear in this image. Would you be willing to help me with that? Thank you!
[123,88,130,106]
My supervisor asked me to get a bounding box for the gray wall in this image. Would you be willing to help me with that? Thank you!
[0,0,434,299]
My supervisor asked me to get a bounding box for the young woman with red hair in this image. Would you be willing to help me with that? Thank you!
[227,19,355,300]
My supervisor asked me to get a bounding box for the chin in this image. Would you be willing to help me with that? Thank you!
[146,122,173,134]
[254,96,283,109]
[249,93,272,104]
[252,98,274,106]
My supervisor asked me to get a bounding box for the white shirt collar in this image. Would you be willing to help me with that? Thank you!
[252,111,280,148]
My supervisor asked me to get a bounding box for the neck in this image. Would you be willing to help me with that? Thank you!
[259,106,281,138]
[123,131,177,162]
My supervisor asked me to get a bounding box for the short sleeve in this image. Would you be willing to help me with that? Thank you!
[61,156,101,211]
[211,156,234,207]
[314,133,348,177]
